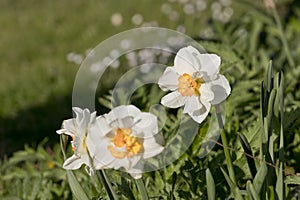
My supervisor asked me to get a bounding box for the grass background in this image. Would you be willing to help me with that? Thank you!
[0,0,173,156]
[1,0,300,199]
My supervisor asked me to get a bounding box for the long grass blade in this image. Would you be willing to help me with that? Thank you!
[238,133,257,179]
[247,181,260,200]
[97,170,118,200]
[206,168,215,200]
[253,162,267,194]
[276,72,285,199]
[220,167,243,200]
[215,104,237,186]
[136,178,149,200]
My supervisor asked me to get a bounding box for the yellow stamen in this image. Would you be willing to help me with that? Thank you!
[178,73,203,96]
[109,128,142,159]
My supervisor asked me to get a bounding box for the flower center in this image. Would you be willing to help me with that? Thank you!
[108,128,142,159]
[178,73,203,96]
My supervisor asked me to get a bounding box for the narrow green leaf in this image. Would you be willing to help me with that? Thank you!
[272,7,296,68]
[206,168,215,200]
[267,89,276,132]
[266,61,273,93]
[261,81,266,119]
[268,134,276,164]
[278,72,285,162]
[249,20,263,55]
[253,162,267,193]
[274,73,280,117]
[275,163,284,200]
[60,134,68,160]
[97,170,118,200]
[238,133,257,178]
[220,167,243,200]
[171,172,177,195]
[136,178,149,200]
[155,172,164,191]
[216,104,237,186]
[66,170,89,200]
[269,186,275,200]
[247,181,260,200]
[276,72,285,199]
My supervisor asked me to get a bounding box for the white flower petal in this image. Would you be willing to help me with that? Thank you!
[158,67,179,91]
[132,112,158,138]
[161,91,187,108]
[200,75,231,105]
[174,46,199,75]
[128,155,142,169]
[199,83,215,102]
[127,164,143,179]
[118,116,135,128]
[183,96,202,114]
[105,105,141,125]
[94,151,115,169]
[72,107,83,119]
[62,119,77,135]
[57,107,100,176]
[91,137,115,167]
[130,173,142,179]
[77,109,92,134]
[142,137,164,159]
[78,105,163,177]
[63,155,85,170]
[188,99,211,124]
[198,54,220,77]
[86,133,98,158]
[114,158,130,170]
[92,116,112,137]
[56,128,67,135]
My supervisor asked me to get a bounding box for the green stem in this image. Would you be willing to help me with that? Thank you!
[215,104,237,186]
[97,170,118,200]
[136,178,149,200]
[272,6,295,68]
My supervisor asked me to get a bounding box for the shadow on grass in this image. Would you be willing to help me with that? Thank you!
[0,95,74,158]
[0,86,112,158]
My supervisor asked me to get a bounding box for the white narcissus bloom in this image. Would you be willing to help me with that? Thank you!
[56,107,97,176]
[158,46,231,124]
[91,105,164,179]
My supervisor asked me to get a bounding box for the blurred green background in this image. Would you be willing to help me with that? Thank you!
[0,0,173,156]
[1,0,300,158]
[0,0,242,156]
[1,0,300,199]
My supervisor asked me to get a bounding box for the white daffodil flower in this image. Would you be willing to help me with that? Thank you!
[56,107,97,176]
[91,105,164,179]
[158,46,231,124]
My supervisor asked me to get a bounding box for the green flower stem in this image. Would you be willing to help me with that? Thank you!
[136,178,149,200]
[272,6,295,68]
[215,104,237,186]
[97,170,118,200]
